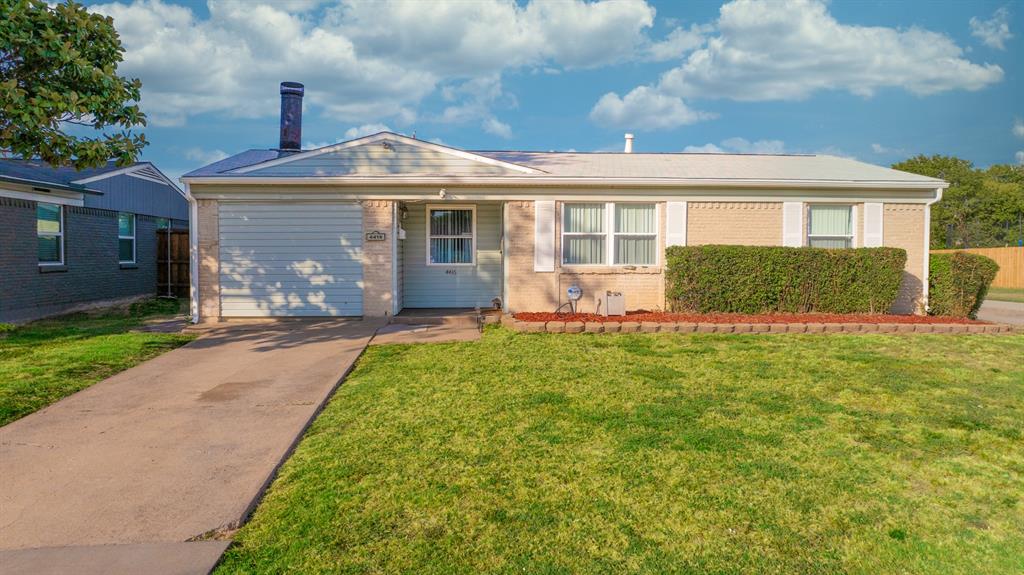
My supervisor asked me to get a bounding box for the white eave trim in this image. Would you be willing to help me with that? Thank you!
[73,163,185,197]
[181,175,949,191]
[227,132,543,175]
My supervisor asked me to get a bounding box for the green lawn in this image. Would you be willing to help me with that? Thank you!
[217,329,1024,575]
[987,287,1024,304]
[0,298,194,426]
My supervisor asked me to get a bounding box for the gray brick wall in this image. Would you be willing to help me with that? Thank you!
[0,198,160,322]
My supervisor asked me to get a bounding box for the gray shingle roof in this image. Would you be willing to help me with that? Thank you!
[0,159,137,190]
[181,132,946,187]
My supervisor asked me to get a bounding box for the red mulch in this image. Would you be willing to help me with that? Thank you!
[513,311,986,325]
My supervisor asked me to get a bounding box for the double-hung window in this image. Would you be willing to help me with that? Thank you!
[614,204,656,265]
[118,212,136,263]
[562,202,657,266]
[562,203,606,265]
[807,204,853,248]
[37,203,63,265]
[427,205,475,265]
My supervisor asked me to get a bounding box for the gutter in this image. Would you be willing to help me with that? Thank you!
[183,181,200,324]
[0,174,103,195]
[921,186,944,313]
[180,175,950,191]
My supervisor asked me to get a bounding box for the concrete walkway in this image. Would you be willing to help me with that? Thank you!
[977,299,1024,326]
[0,319,381,573]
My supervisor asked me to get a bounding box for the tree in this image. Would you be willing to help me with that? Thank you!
[893,155,1024,248]
[0,0,146,169]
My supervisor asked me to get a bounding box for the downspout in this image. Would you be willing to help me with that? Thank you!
[184,181,200,323]
[921,186,943,313]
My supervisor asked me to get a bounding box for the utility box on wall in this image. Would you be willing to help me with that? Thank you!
[596,291,625,317]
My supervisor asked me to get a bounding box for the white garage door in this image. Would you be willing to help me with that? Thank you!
[219,202,363,317]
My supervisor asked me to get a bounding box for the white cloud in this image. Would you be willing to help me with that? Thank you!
[589,86,716,130]
[1017,151,1024,165]
[683,137,784,154]
[970,7,1013,50]
[593,0,1003,127]
[871,143,906,155]
[482,117,513,139]
[183,147,228,164]
[93,0,658,128]
[646,24,711,61]
[1014,118,1024,138]
[434,75,516,137]
[344,123,391,139]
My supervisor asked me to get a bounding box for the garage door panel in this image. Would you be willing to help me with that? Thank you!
[218,202,363,317]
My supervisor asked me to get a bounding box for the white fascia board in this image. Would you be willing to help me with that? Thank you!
[228,132,542,175]
[73,163,185,197]
[181,175,948,191]
[0,187,85,206]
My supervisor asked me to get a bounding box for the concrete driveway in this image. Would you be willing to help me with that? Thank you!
[0,319,381,573]
[977,299,1024,326]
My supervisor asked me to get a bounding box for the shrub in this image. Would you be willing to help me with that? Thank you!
[665,245,907,314]
[928,252,999,318]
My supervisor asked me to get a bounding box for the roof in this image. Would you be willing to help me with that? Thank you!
[0,159,181,194]
[182,132,947,189]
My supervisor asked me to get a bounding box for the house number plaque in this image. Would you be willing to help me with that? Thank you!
[365,230,386,241]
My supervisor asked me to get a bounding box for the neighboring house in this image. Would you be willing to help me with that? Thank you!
[181,82,947,322]
[0,160,188,323]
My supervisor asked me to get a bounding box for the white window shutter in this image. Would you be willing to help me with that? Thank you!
[666,201,687,247]
[863,202,884,247]
[534,200,555,272]
[782,202,804,247]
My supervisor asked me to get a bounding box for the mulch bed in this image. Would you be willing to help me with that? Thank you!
[513,311,986,325]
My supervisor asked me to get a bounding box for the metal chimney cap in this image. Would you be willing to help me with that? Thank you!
[280,82,304,95]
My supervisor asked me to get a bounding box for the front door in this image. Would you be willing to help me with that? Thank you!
[402,203,502,308]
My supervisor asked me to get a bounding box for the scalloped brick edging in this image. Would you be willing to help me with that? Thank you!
[500,315,1019,335]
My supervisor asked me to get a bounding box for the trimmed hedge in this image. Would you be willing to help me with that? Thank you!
[928,252,999,318]
[665,245,907,314]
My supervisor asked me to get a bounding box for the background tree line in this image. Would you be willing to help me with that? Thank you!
[894,156,1024,249]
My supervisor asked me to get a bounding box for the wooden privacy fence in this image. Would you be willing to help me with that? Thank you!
[931,247,1024,288]
[157,229,190,297]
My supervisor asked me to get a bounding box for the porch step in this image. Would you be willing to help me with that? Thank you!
[390,309,502,328]
[391,314,478,327]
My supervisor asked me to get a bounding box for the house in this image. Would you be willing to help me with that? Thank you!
[180,82,947,322]
[0,160,188,323]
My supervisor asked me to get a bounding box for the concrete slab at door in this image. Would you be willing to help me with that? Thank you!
[0,319,381,550]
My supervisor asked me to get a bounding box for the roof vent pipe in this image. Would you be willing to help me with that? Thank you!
[279,82,304,152]
[624,133,634,153]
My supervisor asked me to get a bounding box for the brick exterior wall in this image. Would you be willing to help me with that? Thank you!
[883,204,926,314]
[0,197,159,323]
[505,201,668,313]
[687,202,783,246]
[362,200,394,317]
[190,197,929,318]
[196,199,221,321]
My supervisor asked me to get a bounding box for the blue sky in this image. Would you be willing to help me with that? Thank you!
[82,0,1023,181]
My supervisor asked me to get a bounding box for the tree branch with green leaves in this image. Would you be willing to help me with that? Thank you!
[0,0,146,169]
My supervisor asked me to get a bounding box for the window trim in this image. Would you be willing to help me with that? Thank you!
[37,202,64,266]
[613,202,659,266]
[425,204,476,267]
[806,203,856,249]
[561,201,660,267]
[118,212,136,264]
[561,202,607,267]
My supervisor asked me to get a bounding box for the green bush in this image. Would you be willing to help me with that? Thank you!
[928,252,999,318]
[665,245,907,314]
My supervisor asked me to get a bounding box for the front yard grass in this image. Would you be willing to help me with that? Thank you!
[218,329,1024,575]
[987,287,1024,304]
[0,298,194,426]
